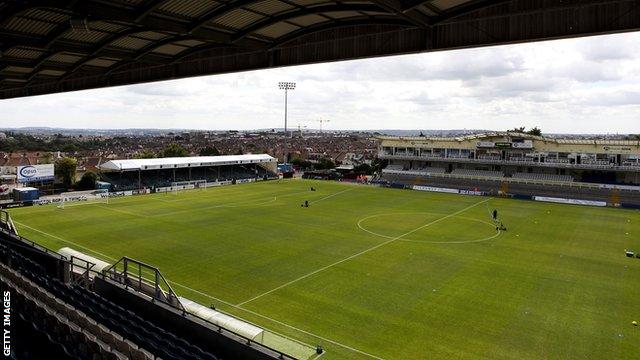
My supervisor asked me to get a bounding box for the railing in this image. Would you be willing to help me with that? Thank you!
[382,169,640,191]
[0,210,17,235]
[0,226,299,360]
[105,256,185,311]
[379,153,640,171]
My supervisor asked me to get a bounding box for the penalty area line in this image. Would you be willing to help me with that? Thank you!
[168,281,383,360]
[236,198,491,307]
[11,221,379,359]
[13,221,119,262]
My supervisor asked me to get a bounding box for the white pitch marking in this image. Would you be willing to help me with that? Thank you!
[151,189,311,217]
[357,212,501,244]
[309,187,356,204]
[13,221,118,262]
[237,198,490,307]
[168,281,383,360]
[12,221,376,359]
[96,205,147,218]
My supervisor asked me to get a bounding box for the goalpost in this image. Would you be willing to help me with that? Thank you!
[170,180,207,195]
[57,190,109,209]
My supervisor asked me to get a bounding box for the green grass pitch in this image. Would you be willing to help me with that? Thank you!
[8,179,640,359]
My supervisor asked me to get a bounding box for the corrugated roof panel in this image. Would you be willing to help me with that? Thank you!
[47,53,83,64]
[2,66,32,73]
[109,0,146,6]
[3,48,43,59]
[323,11,362,19]
[254,22,300,38]
[361,11,393,16]
[99,154,276,172]
[431,0,472,11]
[134,31,172,40]
[245,0,295,15]
[109,36,153,50]
[88,21,128,33]
[38,69,66,77]
[213,9,265,29]
[290,0,330,6]
[158,0,220,18]
[84,58,119,67]
[61,29,111,43]
[3,17,58,35]
[288,14,329,27]
[152,43,189,55]
[174,39,205,47]
[22,8,71,23]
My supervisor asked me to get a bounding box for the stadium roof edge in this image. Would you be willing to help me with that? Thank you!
[99,154,276,172]
[376,132,640,146]
[1,0,639,99]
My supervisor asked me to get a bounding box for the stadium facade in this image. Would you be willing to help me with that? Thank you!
[379,133,640,184]
[378,133,640,206]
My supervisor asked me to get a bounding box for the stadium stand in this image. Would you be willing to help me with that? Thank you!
[378,132,640,204]
[451,169,504,178]
[512,173,574,182]
[0,211,293,360]
[380,172,640,206]
[98,155,278,191]
[382,166,446,176]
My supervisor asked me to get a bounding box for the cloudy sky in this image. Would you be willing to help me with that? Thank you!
[1,32,639,134]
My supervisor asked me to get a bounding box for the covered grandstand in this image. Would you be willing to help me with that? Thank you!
[98,154,278,191]
[378,132,640,206]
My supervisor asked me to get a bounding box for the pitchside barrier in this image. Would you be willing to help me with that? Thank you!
[155,178,260,194]
[413,185,485,196]
[532,196,607,207]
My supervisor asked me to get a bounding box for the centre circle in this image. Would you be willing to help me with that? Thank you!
[357,212,500,244]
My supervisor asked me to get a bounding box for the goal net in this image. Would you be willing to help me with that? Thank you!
[57,190,109,209]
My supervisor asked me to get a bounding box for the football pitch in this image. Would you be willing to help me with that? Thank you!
[8,179,640,359]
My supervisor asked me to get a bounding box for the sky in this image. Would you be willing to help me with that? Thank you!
[1,32,640,134]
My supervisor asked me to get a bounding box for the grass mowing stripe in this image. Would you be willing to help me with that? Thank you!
[236,198,491,307]
[14,219,378,359]
[14,221,119,262]
[309,187,356,204]
[168,281,384,360]
[11,180,638,359]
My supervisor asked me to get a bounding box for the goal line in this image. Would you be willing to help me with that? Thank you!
[170,180,208,194]
[57,190,110,209]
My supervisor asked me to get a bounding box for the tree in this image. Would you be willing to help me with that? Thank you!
[62,143,79,153]
[76,171,98,190]
[510,126,543,137]
[315,157,335,170]
[199,146,220,156]
[41,153,53,164]
[371,157,388,174]
[55,157,77,188]
[135,150,156,159]
[353,163,373,174]
[527,127,542,136]
[160,143,189,157]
